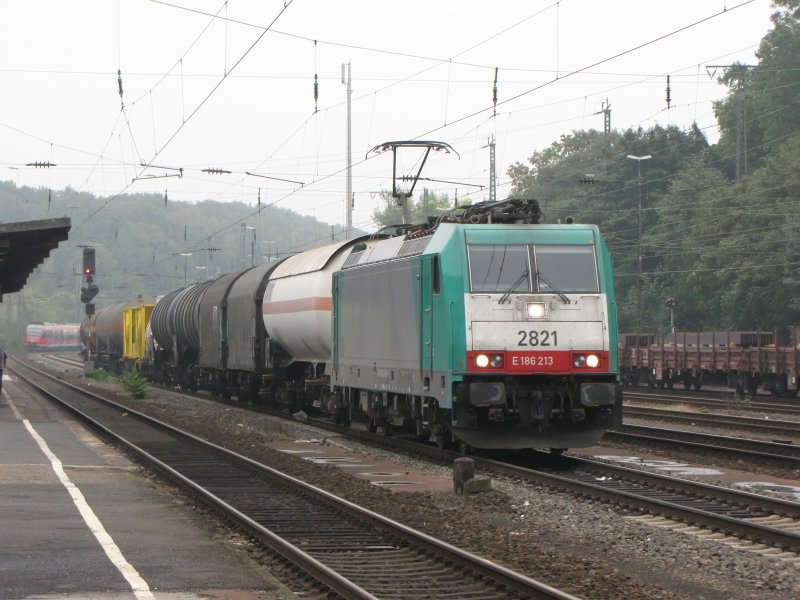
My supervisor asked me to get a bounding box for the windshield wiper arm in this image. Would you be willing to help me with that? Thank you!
[499,270,528,304]
[537,272,571,304]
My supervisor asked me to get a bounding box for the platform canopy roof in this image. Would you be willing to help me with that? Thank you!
[0,217,71,301]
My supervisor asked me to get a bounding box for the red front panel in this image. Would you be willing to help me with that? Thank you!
[466,350,610,374]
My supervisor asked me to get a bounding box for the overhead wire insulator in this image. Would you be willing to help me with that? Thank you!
[118,68,124,109]
[313,39,319,114]
[201,167,232,175]
[25,161,56,168]
[314,74,319,114]
[492,67,498,118]
[666,74,672,108]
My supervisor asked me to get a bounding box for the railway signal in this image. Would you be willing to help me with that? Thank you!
[82,247,95,279]
[81,247,98,315]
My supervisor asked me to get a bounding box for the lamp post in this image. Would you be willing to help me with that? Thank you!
[195,265,207,282]
[261,240,276,263]
[627,154,652,326]
[179,252,192,286]
[666,297,678,334]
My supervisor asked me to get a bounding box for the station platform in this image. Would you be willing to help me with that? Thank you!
[0,371,292,600]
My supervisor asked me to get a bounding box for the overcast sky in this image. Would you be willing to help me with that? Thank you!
[0,0,776,240]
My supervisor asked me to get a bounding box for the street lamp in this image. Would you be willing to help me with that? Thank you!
[179,252,192,286]
[665,297,678,334]
[194,265,207,282]
[261,240,276,263]
[627,154,652,326]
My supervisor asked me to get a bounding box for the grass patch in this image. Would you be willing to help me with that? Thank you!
[121,369,148,399]
[91,368,111,381]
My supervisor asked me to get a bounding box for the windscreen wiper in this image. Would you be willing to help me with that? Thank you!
[498,270,529,304]
[537,272,571,304]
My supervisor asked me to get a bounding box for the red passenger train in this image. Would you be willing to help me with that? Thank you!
[25,322,82,352]
[619,328,799,397]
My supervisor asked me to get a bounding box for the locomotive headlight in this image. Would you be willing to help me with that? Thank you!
[526,302,546,319]
[573,354,601,368]
[476,354,490,368]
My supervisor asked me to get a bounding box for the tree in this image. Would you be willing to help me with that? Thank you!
[713,1,800,177]
[371,189,453,228]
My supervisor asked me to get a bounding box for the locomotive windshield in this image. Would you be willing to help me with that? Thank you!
[467,244,530,293]
[468,244,598,293]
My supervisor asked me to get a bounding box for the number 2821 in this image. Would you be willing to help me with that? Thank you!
[517,330,558,347]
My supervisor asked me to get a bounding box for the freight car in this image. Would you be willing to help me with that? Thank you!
[85,197,622,451]
[80,298,155,369]
[619,329,799,396]
[25,322,82,352]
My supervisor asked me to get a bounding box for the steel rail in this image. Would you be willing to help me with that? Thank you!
[623,406,800,437]
[608,424,800,463]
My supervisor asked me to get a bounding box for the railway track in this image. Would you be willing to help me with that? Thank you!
[625,389,800,417]
[9,357,579,600]
[623,405,800,439]
[604,424,800,469]
[27,356,800,560]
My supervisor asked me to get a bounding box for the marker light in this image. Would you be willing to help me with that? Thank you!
[476,354,490,368]
[526,302,546,319]
[573,354,601,368]
[490,353,504,368]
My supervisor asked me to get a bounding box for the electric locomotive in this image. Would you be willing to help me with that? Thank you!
[328,199,621,450]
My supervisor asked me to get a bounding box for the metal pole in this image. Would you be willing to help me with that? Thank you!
[342,62,352,238]
[627,154,651,327]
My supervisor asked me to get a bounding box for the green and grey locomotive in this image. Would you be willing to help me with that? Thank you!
[325,199,621,450]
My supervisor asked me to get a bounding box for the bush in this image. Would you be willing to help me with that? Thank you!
[91,368,111,381]
[121,369,148,399]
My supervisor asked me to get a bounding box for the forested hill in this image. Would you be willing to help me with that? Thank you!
[507,1,800,333]
[0,185,349,349]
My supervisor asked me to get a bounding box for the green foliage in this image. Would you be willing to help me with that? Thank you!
[0,185,353,350]
[91,368,111,381]
[713,4,800,177]
[372,189,453,227]
[120,369,148,399]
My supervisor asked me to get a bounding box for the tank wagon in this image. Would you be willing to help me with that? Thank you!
[86,198,622,451]
[620,328,800,396]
